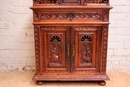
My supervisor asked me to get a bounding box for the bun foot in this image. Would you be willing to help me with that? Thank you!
[98,81,106,86]
[36,81,43,85]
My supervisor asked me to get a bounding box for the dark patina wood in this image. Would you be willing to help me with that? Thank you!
[31,0,112,85]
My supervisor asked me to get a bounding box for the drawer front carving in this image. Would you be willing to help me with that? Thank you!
[33,11,109,22]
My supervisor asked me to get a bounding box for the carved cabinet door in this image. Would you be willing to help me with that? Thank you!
[40,26,70,72]
[71,26,101,74]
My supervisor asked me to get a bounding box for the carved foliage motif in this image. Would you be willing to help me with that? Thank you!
[86,0,109,4]
[49,36,62,66]
[79,35,93,66]
[102,26,108,73]
[34,26,41,72]
[40,12,102,20]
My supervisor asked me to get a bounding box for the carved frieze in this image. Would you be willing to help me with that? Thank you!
[33,0,109,4]
[40,12,102,20]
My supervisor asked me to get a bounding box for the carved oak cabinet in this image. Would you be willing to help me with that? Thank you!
[31,0,112,86]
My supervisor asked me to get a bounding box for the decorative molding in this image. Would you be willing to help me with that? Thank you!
[41,26,68,30]
[36,75,109,80]
[67,29,70,72]
[73,27,98,31]
[34,26,41,72]
[102,26,108,73]
[96,27,101,72]
[42,31,45,72]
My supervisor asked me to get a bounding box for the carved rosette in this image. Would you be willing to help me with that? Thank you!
[34,26,41,72]
[101,26,108,73]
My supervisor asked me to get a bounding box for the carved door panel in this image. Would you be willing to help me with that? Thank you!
[40,26,70,72]
[71,26,101,73]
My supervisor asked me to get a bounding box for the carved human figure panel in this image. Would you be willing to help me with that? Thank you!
[79,35,93,66]
[49,36,62,65]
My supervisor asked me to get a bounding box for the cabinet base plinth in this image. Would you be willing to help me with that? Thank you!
[33,73,109,85]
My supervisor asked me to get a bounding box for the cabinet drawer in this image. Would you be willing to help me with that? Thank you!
[33,11,109,23]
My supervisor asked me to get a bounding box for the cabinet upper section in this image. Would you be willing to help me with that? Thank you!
[33,0,109,6]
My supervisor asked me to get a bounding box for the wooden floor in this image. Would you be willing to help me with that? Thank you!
[0,71,130,87]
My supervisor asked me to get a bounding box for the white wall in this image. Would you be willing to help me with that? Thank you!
[108,0,130,74]
[0,0,130,74]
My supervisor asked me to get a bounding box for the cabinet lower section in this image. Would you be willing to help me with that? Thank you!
[33,25,110,86]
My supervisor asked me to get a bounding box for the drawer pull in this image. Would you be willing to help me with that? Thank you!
[67,12,75,21]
